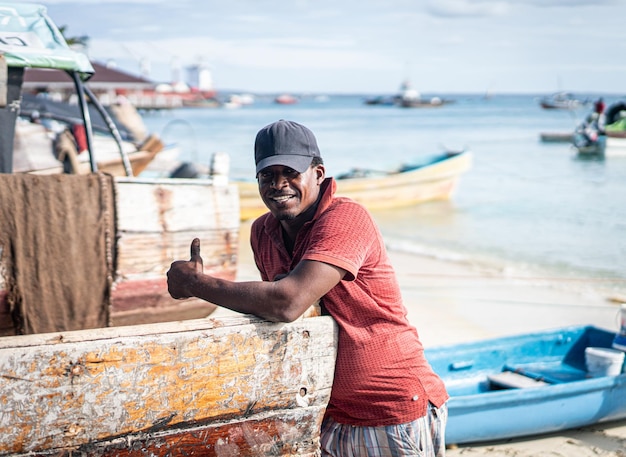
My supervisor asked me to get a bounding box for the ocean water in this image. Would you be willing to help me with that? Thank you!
[141,93,626,297]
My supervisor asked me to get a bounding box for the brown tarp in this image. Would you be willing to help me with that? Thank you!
[0,173,116,334]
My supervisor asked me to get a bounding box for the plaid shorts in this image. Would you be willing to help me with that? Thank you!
[320,402,448,457]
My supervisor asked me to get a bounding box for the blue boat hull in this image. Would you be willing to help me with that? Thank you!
[425,326,626,444]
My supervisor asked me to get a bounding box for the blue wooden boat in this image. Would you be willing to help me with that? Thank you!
[425,325,626,445]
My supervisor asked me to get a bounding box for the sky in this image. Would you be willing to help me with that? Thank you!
[29,0,626,95]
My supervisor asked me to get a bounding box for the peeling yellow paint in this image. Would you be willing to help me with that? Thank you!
[0,316,337,454]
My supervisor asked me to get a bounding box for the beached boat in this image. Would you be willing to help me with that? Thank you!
[237,150,472,221]
[12,118,176,177]
[425,325,626,445]
[0,2,239,335]
[14,85,179,177]
[0,165,240,336]
[0,313,337,456]
[0,7,337,456]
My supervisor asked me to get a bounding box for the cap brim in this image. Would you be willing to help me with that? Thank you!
[255,154,312,174]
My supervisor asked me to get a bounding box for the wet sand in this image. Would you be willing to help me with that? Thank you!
[222,220,626,456]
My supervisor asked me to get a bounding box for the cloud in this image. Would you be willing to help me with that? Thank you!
[34,0,626,92]
[425,0,510,18]
[424,0,618,18]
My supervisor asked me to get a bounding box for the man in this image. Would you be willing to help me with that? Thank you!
[167,120,449,456]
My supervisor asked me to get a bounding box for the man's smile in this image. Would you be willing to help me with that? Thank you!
[270,194,296,203]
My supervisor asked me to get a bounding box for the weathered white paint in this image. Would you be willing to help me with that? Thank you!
[0,315,337,455]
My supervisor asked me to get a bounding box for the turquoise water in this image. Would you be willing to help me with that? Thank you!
[141,93,626,296]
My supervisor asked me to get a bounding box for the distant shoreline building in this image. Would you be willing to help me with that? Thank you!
[22,60,217,110]
[186,62,214,94]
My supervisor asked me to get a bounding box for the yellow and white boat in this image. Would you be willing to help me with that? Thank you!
[237,150,472,221]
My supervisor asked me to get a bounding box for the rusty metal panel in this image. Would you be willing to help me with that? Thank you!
[0,315,337,455]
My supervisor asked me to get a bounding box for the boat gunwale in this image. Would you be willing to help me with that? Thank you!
[0,315,336,349]
[447,371,626,409]
[426,324,626,408]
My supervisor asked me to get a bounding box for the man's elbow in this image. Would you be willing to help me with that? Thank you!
[264,285,311,323]
[266,297,312,323]
[269,307,302,323]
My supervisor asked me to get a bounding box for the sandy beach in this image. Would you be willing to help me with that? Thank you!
[385,248,626,457]
[218,220,626,456]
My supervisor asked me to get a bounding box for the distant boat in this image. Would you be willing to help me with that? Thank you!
[426,325,626,445]
[538,92,588,110]
[221,93,256,109]
[603,101,626,154]
[181,96,221,108]
[237,150,472,221]
[274,94,298,104]
[364,95,395,106]
[539,131,574,143]
[364,80,453,108]
[398,95,452,108]
[573,101,626,156]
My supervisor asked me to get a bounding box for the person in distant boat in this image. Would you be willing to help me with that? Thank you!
[594,97,606,115]
[592,98,607,133]
[167,119,449,457]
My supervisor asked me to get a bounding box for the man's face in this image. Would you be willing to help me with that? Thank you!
[257,164,324,220]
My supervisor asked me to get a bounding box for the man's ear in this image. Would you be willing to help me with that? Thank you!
[315,164,325,183]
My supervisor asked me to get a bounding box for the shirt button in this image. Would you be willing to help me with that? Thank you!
[412,395,419,401]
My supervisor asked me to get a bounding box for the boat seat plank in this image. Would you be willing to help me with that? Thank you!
[503,362,588,384]
[488,371,549,389]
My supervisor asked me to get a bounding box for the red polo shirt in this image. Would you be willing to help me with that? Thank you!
[251,178,448,426]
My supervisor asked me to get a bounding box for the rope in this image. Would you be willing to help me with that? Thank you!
[98,172,115,327]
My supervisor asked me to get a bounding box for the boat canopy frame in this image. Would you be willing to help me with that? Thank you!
[0,2,132,175]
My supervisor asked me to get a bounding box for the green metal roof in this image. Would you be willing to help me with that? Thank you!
[0,2,94,78]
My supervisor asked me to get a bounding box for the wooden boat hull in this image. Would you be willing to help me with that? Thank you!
[110,177,240,324]
[0,314,337,456]
[13,122,174,177]
[0,176,240,335]
[425,325,626,445]
[238,151,472,221]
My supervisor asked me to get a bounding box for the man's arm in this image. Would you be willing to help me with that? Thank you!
[167,238,345,322]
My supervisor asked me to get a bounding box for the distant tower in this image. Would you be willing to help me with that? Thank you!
[186,59,214,93]
[139,57,151,79]
[171,56,182,84]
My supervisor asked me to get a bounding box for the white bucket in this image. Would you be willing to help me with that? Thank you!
[585,347,625,377]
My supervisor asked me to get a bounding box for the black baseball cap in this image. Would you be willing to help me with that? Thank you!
[254,120,321,174]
